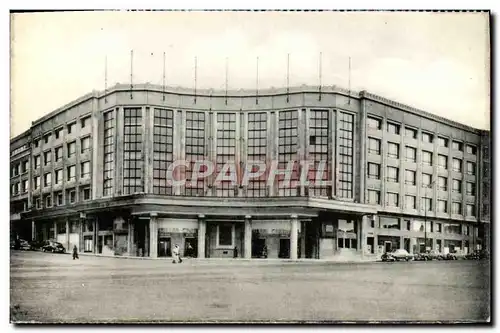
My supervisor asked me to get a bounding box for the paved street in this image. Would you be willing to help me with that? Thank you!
[10,250,490,323]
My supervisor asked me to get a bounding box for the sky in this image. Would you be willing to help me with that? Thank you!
[10,11,490,138]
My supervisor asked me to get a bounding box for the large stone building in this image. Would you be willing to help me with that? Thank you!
[10,83,491,259]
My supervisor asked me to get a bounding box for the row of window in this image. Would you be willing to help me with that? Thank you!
[367,163,477,195]
[367,116,478,155]
[367,190,476,216]
[32,186,91,209]
[10,159,29,177]
[368,138,477,174]
[29,136,91,172]
[374,218,475,236]
[33,115,91,148]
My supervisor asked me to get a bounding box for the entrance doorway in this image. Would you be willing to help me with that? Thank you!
[252,237,267,258]
[384,241,392,253]
[404,238,410,253]
[184,238,197,258]
[279,239,290,258]
[158,237,171,257]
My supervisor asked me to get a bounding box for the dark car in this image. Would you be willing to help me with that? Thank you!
[41,241,66,253]
[423,250,443,261]
[381,249,413,262]
[443,253,458,260]
[19,239,32,251]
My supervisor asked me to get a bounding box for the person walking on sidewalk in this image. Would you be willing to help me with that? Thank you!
[172,244,182,264]
[72,245,79,260]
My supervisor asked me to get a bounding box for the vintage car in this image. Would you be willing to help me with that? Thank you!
[381,249,413,262]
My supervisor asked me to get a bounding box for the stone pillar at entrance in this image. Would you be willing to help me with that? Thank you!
[31,221,36,241]
[410,238,417,254]
[149,214,158,258]
[94,217,99,254]
[244,216,252,259]
[359,216,367,256]
[53,221,58,239]
[66,219,70,252]
[197,215,206,258]
[300,221,306,259]
[290,215,299,260]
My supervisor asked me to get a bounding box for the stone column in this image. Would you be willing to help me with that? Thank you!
[94,217,99,253]
[53,221,58,239]
[149,214,157,258]
[290,215,299,260]
[244,216,252,259]
[198,215,206,258]
[300,221,306,258]
[410,237,417,254]
[359,216,368,256]
[127,219,132,256]
[31,221,36,241]
[66,219,70,252]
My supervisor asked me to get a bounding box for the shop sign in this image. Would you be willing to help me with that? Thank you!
[252,228,290,236]
[158,227,197,235]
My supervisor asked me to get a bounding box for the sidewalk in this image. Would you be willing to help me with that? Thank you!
[74,252,380,264]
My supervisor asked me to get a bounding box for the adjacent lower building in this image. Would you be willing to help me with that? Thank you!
[10,83,491,259]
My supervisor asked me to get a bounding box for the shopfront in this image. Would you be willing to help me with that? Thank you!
[250,220,302,259]
[156,218,198,258]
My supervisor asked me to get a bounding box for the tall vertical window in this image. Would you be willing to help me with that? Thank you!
[81,136,90,153]
[422,173,432,187]
[185,111,205,196]
[405,195,416,209]
[43,150,51,166]
[423,197,433,211]
[55,169,63,184]
[55,146,63,162]
[34,155,40,169]
[367,137,381,155]
[405,169,416,185]
[308,110,330,197]
[437,176,448,191]
[466,161,476,175]
[437,200,448,213]
[67,165,76,182]
[338,112,354,199]
[422,151,433,166]
[81,161,90,179]
[367,163,380,179]
[438,154,448,169]
[452,202,462,215]
[452,179,462,193]
[153,109,174,195]
[405,146,416,162]
[466,204,475,217]
[387,142,400,159]
[247,112,267,197]
[386,166,399,183]
[103,111,115,196]
[278,110,299,197]
[367,190,380,205]
[67,141,76,157]
[216,113,236,197]
[452,158,462,172]
[123,108,143,194]
[466,182,476,196]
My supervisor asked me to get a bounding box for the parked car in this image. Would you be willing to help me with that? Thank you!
[29,240,46,251]
[19,239,32,251]
[381,249,413,262]
[413,253,428,261]
[443,253,458,260]
[41,241,66,253]
[423,250,444,261]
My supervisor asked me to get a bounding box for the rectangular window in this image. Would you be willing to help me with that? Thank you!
[217,224,234,247]
[217,112,237,197]
[405,220,411,230]
[438,155,448,169]
[67,165,76,182]
[452,141,463,152]
[405,169,416,185]
[405,146,416,162]
[44,133,51,144]
[67,141,76,157]
[423,197,432,211]
[34,176,40,190]
[367,116,381,130]
[367,162,380,179]
[422,150,433,166]
[452,202,462,215]
[379,217,400,229]
[436,223,442,233]
[21,179,28,193]
[44,173,51,187]
[45,195,52,208]
[67,190,76,204]
[103,111,115,196]
[367,190,380,205]
[405,195,416,209]
[452,158,462,173]
[466,144,477,155]
[22,160,28,173]
[278,111,299,197]
[387,193,399,207]
[55,191,63,206]
[338,112,354,199]
[81,116,90,129]
[81,161,90,179]
[466,204,475,217]
[368,137,381,155]
[81,136,90,153]
[153,108,175,196]
[438,176,447,191]
[81,187,91,201]
[33,139,39,148]
[422,173,432,187]
[386,166,399,183]
[452,179,462,193]
[387,122,400,135]
[387,142,400,159]
[43,150,51,166]
[466,161,476,175]
[55,169,63,184]
[438,136,449,148]
[422,132,433,143]
[34,155,40,168]
[437,200,448,213]
[55,146,63,162]
[405,127,417,139]
[67,122,76,134]
[55,127,63,139]
[466,182,476,196]
[34,197,41,209]
[123,108,143,194]
[247,112,269,197]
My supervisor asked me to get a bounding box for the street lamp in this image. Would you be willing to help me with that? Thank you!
[424,180,436,253]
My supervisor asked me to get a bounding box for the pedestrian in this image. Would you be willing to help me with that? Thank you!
[72,245,79,260]
[172,244,182,264]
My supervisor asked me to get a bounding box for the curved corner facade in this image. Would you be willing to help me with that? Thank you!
[10,83,491,259]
